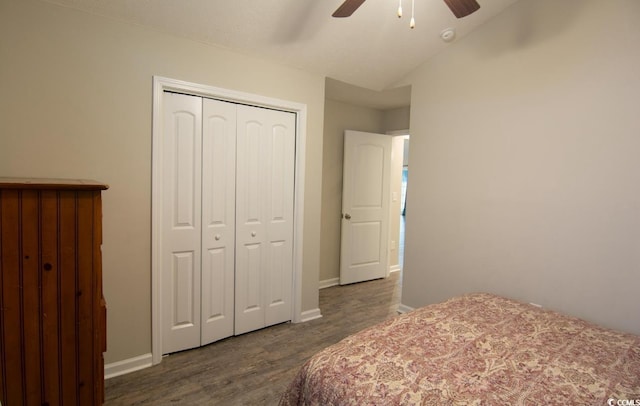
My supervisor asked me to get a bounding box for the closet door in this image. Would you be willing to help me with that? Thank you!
[201,98,236,345]
[235,105,296,335]
[161,92,203,354]
[161,92,296,353]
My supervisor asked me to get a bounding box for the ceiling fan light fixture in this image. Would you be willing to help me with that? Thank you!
[410,0,416,28]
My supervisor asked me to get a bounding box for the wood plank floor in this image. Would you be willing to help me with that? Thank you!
[105,272,402,405]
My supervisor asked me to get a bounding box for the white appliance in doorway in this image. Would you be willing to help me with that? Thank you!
[161,92,296,354]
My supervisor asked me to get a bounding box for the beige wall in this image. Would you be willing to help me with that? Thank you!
[320,98,410,283]
[0,0,325,363]
[400,0,640,334]
[382,107,411,133]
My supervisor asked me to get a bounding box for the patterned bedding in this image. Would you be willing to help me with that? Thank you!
[280,293,640,405]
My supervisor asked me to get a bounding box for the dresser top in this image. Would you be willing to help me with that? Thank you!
[0,177,109,190]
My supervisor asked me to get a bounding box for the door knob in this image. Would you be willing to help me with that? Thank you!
[251,231,257,237]
[214,234,221,241]
[344,213,351,220]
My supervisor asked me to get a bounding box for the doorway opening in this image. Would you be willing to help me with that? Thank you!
[399,164,408,270]
[388,133,409,278]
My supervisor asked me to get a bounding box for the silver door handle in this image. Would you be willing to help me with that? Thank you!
[344,213,351,220]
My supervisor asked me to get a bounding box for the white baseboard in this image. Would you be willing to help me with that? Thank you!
[300,308,322,322]
[397,303,415,314]
[319,277,339,289]
[389,265,401,273]
[104,353,153,379]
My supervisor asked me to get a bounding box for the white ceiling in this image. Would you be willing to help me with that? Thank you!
[43,0,520,109]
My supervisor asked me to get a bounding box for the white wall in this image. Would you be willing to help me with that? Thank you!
[0,0,325,363]
[400,0,640,334]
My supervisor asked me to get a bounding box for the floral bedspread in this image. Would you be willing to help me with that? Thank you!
[280,293,640,405]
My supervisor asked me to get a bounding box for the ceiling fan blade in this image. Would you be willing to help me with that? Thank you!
[443,0,480,18]
[332,0,366,18]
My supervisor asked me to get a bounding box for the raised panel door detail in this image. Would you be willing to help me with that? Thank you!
[340,131,392,285]
[268,240,286,306]
[270,125,287,221]
[244,244,262,311]
[203,116,232,227]
[266,238,292,326]
[235,242,264,335]
[201,98,236,345]
[350,222,382,266]
[236,105,295,332]
[242,121,263,224]
[265,115,295,327]
[162,92,202,354]
[203,248,226,321]
[171,252,196,328]
[160,94,295,352]
[353,144,385,208]
[174,112,198,228]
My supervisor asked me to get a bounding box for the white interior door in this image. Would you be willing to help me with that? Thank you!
[235,105,295,335]
[162,92,203,353]
[340,130,392,285]
[152,77,306,365]
[200,98,236,345]
[161,92,295,353]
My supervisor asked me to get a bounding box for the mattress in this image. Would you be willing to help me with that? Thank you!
[280,293,640,405]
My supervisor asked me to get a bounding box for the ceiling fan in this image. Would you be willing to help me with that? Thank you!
[332,0,480,19]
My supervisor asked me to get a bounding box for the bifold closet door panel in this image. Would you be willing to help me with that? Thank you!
[160,91,297,352]
[201,98,236,345]
[161,92,204,354]
[235,105,295,335]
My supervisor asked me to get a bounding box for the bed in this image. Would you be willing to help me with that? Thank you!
[280,293,640,405]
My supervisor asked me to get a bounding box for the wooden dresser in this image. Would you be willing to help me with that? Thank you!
[0,178,108,406]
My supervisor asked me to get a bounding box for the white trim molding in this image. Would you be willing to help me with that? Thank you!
[389,265,402,273]
[319,277,339,289]
[300,308,322,322]
[397,303,415,314]
[104,353,153,379]
[151,76,308,366]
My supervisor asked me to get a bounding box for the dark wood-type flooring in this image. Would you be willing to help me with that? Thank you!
[105,272,402,405]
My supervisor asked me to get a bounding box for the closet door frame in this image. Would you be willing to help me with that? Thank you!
[150,76,307,366]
